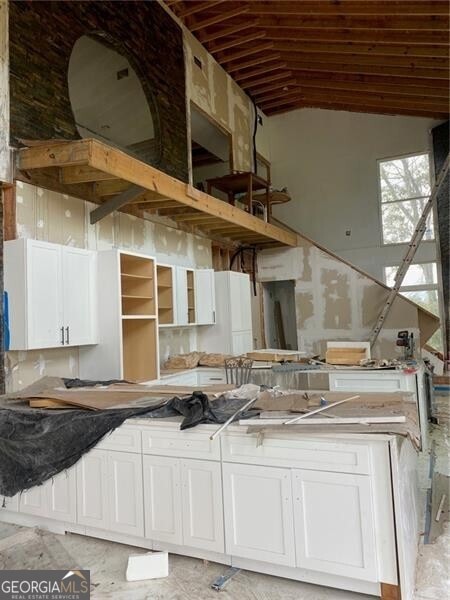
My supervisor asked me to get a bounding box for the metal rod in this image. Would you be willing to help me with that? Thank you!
[210,396,258,441]
[284,395,360,425]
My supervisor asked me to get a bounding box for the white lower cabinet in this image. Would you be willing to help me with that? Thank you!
[77,449,143,536]
[293,469,377,581]
[143,455,224,553]
[20,468,76,523]
[143,455,183,545]
[181,459,224,553]
[222,463,296,566]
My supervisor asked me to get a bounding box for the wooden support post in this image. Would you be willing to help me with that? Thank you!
[2,184,16,240]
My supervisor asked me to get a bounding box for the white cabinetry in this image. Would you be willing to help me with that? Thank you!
[4,239,97,349]
[20,468,76,523]
[293,470,377,581]
[143,455,224,553]
[194,269,216,325]
[77,448,144,536]
[222,463,295,566]
[199,271,253,355]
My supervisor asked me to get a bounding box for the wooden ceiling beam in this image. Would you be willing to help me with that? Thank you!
[216,41,275,64]
[291,69,449,89]
[209,31,267,54]
[177,0,226,19]
[60,165,117,184]
[207,1,450,17]
[262,28,448,45]
[272,40,449,59]
[275,79,449,100]
[226,53,281,73]
[199,20,259,43]
[245,15,450,31]
[246,78,297,97]
[267,100,449,120]
[188,6,250,32]
[278,52,448,70]
[257,86,448,111]
[240,71,293,90]
[234,62,287,82]
[286,60,448,80]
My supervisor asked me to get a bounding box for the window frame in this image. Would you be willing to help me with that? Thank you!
[377,151,434,247]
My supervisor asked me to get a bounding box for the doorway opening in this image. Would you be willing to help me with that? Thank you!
[263,280,298,350]
[190,103,232,194]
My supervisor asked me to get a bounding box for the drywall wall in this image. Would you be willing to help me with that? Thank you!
[257,241,437,358]
[7,182,212,391]
[269,108,440,281]
[0,0,10,183]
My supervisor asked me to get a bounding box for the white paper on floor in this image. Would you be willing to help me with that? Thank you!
[125,551,169,581]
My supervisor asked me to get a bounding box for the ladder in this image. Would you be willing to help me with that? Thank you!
[369,154,449,347]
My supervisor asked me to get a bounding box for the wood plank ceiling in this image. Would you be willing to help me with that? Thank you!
[166,0,449,118]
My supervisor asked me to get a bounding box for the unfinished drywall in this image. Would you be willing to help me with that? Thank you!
[7,182,212,391]
[268,108,440,280]
[0,0,10,183]
[257,240,438,358]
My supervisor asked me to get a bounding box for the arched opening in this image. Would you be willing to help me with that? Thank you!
[68,35,158,164]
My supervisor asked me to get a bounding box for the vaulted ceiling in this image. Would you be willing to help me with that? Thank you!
[165,0,449,119]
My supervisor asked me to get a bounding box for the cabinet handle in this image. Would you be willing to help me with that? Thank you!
[65,326,70,345]
[60,327,65,345]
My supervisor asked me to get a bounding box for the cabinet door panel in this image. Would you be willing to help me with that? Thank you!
[239,275,252,328]
[229,274,243,331]
[293,470,377,581]
[28,241,63,348]
[181,459,224,553]
[108,452,144,537]
[175,268,188,326]
[223,463,295,566]
[63,248,96,346]
[195,270,215,325]
[20,483,49,517]
[76,449,109,530]
[143,455,182,545]
[47,468,77,523]
[231,331,253,355]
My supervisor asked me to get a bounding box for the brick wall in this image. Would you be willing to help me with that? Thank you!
[9,0,188,182]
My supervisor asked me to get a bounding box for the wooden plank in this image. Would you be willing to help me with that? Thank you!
[240,71,293,89]
[61,165,117,184]
[279,52,448,70]
[286,60,449,79]
[178,0,226,19]
[248,79,297,96]
[226,53,282,73]
[95,179,131,196]
[273,40,450,58]
[188,6,249,32]
[137,200,183,210]
[243,1,449,16]
[209,31,267,54]
[199,20,259,43]
[263,28,449,45]
[234,63,287,82]
[380,583,401,600]
[17,140,298,247]
[90,184,146,224]
[3,184,16,241]
[217,42,275,64]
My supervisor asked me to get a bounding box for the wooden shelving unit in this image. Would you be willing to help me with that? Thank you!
[156,265,174,325]
[120,252,158,381]
[187,269,196,324]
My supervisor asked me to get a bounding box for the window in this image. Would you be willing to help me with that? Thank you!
[378,153,434,245]
[384,262,442,349]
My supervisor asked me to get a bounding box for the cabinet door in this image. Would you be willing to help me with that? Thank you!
[27,241,63,348]
[46,468,77,523]
[76,449,109,530]
[194,269,215,325]
[19,483,49,517]
[143,455,182,545]
[293,470,377,581]
[107,452,144,537]
[231,330,253,355]
[239,274,252,330]
[229,273,243,331]
[181,459,224,553]
[62,247,96,346]
[223,463,295,566]
[175,268,188,326]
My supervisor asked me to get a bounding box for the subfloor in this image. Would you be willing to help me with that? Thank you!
[1,392,448,600]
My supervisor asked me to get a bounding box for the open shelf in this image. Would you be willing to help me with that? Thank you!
[157,265,174,325]
[121,254,155,316]
[122,318,157,381]
[187,270,196,324]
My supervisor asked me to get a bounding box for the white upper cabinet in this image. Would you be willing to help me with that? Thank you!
[4,239,97,350]
[194,269,215,325]
[174,267,189,326]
